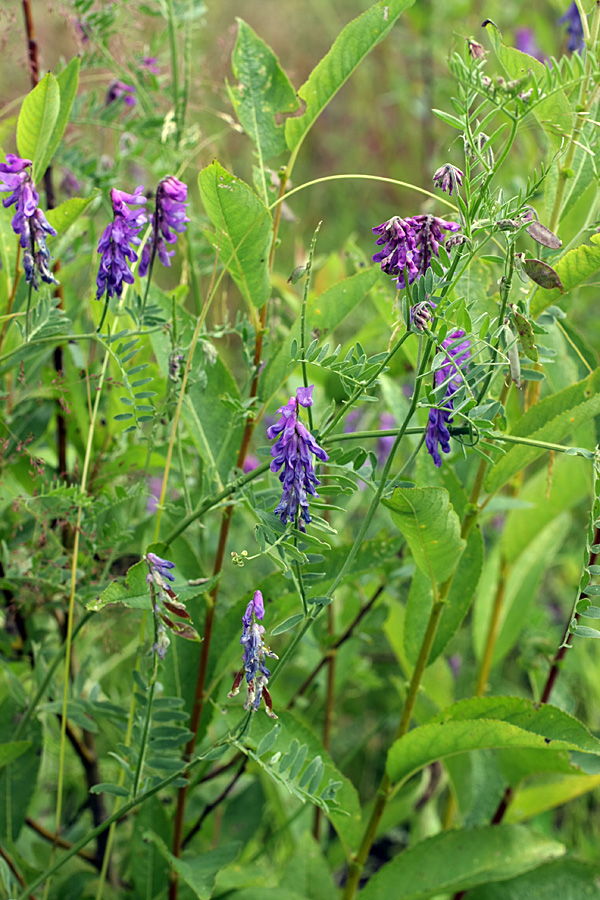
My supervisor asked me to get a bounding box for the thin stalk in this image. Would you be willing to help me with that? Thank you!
[96,292,110,334]
[548,2,600,232]
[475,556,508,696]
[166,0,181,143]
[132,681,155,798]
[52,349,110,890]
[267,173,459,214]
[0,243,21,355]
[300,222,322,432]
[342,459,488,900]
[24,280,33,341]
[476,243,515,404]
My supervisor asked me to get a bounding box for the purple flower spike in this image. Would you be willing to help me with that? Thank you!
[432,164,464,196]
[559,2,585,52]
[267,386,329,530]
[229,590,278,718]
[372,214,460,289]
[139,175,189,277]
[96,185,147,300]
[426,330,471,468]
[0,154,58,288]
[106,80,137,107]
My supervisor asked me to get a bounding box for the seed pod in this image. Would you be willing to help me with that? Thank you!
[511,305,539,362]
[518,254,564,292]
[504,323,521,388]
[526,221,562,249]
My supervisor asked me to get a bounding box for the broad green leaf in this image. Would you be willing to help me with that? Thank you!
[278,831,338,900]
[37,56,80,178]
[506,771,600,822]
[183,356,245,487]
[131,799,171,900]
[404,523,483,666]
[16,73,61,181]
[198,161,272,308]
[285,0,415,154]
[544,128,596,225]
[0,741,31,770]
[259,265,384,405]
[468,859,600,900]
[485,366,600,494]
[88,560,217,611]
[357,824,564,900]
[227,19,299,165]
[240,709,362,852]
[486,25,572,152]
[531,233,600,317]
[46,193,99,235]
[383,486,464,585]
[473,514,569,666]
[0,698,42,841]
[387,696,600,786]
[149,832,241,899]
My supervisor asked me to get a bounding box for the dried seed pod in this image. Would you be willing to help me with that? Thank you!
[517,254,564,292]
[526,221,562,249]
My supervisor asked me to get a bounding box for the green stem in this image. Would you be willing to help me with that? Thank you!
[342,457,488,900]
[165,0,181,144]
[300,222,322,433]
[24,280,33,341]
[132,681,155,798]
[549,2,600,232]
[96,292,110,334]
[476,242,515,404]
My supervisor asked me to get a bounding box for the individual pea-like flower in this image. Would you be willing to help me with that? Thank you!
[559,1,585,53]
[141,56,160,74]
[432,164,464,196]
[468,39,487,59]
[139,175,189,277]
[372,214,460,289]
[0,154,58,289]
[96,186,147,300]
[426,330,471,468]
[267,385,329,530]
[228,590,278,718]
[106,79,137,107]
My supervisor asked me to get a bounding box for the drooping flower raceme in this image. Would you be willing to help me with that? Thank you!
[559,1,584,52]
[145,552,199,657]
[139,176,189,277]
[432,164,464,196]
[267,385,329,529]
[372,214,460,289]
[228,590,278,718]
[426,330,470,468]
[96,186,147,300]
[0,154,58,289]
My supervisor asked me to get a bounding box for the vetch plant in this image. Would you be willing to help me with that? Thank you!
[3,2,600,900]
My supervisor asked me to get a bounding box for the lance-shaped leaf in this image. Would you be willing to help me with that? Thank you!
[88,560,217,611]
[16,73,60,182]
[357,824,564,900]
[37,56,81,179]
[285,0,415,154]
[227,19,299,164]
[46,193,100,235]
[485,366,600,494]
[198,161,272,308]
[511,306,538,362]
[518,254,564,292]
[532,233,600,317]
[387,696,600,787]
[468,859,600,900]
[383,487,464,586]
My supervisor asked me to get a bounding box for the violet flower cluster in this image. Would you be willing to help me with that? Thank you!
[139,175,189,277]
[559,1,584,52]
[432,164,463,196]
[267,385,329,529]
[426,329,471,468]
[228,590,278,718]
[106,80,136,107]
[96,186,147,300]
[0,154,58,289]
[372,214,460,289]
[145,552,197,658]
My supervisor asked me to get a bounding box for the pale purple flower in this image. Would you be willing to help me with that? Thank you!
[243,454,259,474]
[426,330,470,467]
[559,2,584,52]
[432,164,463,196]
[146,551,176,585]
[146,476,163,513]
[267,385,328,529]
[377,412,396,466]
[60,168,82,198]
[229,590,278,718]
[139,176,189,277]
[106,80,136,107]
[96,186,147,300]
[372,214,460,289]
[514,27,545,61]
[0,154,58,288]
[141,56,160,74]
